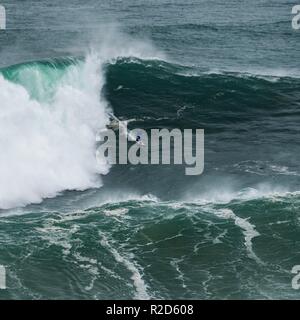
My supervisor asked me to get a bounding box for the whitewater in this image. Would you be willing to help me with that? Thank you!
[0,55,110,209]
[0,31,164,210]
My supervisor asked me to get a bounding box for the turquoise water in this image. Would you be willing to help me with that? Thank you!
[0,1,300,299]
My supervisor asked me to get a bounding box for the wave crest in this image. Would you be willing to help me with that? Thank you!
[0,54,110,209]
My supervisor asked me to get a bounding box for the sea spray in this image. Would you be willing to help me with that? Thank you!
[0,54,110,209]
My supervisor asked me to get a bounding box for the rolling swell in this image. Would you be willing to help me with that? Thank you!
[1,193,300,299]
[105,58,300,131]
[100,58,300,203]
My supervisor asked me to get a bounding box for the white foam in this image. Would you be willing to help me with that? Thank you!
[186,183,297,206]
[103,208,129,217]
[214,208,263,264]
[36,223,80,255]
[100,233,150,300]
[170,258,187,289]
[96,193,159,206]
[204,67,300,80]
[0,54,109,209]
[233,161,300,177]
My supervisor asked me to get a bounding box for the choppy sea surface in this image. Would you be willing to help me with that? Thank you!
[0,0,300,299]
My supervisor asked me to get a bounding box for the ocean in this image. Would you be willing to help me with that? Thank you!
[0,0,300,299]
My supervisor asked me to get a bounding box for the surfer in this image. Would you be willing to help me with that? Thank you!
[136,135,141,143]
[98,113,144,145]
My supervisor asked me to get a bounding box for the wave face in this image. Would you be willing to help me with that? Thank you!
[102,58,300,202]
[0,55,110,209]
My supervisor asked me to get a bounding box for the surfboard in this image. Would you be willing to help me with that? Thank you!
[108,113,143,143]
[97,113,145,146]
